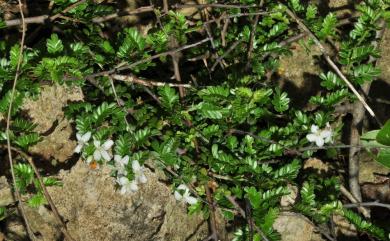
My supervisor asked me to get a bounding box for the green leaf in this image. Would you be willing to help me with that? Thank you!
[305,5,318,20]
[352,64,381,84]
[272,88,290,112]
[245,187,261,209]
[319,13,337,39]
[46,34,64,54]
[0,207,6,221]
[27,193,46,208]
[377,120,390,146]
[158,85,179,110]
[14,133,41,149]
[361,130,379,140]
[376,149,390,168]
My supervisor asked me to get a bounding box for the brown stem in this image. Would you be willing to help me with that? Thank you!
[111,74,191,88]
[5,1,37,240]
[89,37,210,79]
[205,185,219,241]
[245,14,260,71]
[226,196,270,241]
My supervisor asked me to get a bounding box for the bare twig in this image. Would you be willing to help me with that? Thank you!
[111,74,192,88]
[163,0,169,14]
[173,3,259,9]
[283,7,376,118]
[348,19,386,202]
[5,4,152,27]
[340,185,370,218]
[221,15,229,47]
[49,0,86,21]
[89,37,210,78]
[226,196,270,241]
[92,6,154,23]
[5,2,37,240]
[203,11,268,25]
[344,201,390,210]
[210,40,242,72]
[205,185,219,241]
[245,14,260,71]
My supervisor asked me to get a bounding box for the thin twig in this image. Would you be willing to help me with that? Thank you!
[210,40,242,72]
[245,14,260,71]
[111,74,192,88]
[205,185,219,241]
[4,4,152,27]
[92,6,155,23]
[348,19,386,202]
[173,3,258,9]
[344,201,390,210]
[3,146,76,240]
[226,196,270,241]
[340,185,370,218]
[283,6,376,118]
[49,0,86,21]
[5,1,37,240]
[89,37,210,78]
[163,0,169,14]
[203,11,268,25]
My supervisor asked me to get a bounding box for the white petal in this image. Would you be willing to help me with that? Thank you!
[132,160,141,172]
[114,155,122,162]
[74,144,82,153]
[102,140,114,150]
[120,186,127,195]
[315,138,325,147]
[86,156,93,164]
[93,150,102,161]
[185,196,198,205]
[306,134,318,142]
[320,130,332,140]
[101,150,111,161]
[117,176,129,186]
[174,191,183,201]
[94,140,101,148]
[138,173,147,184]
[177,184,188,191]
[76,133,82,141]
[129,181,139,192]
[82,132,91,142]
[122,156,129,165]
[310,125,319,133]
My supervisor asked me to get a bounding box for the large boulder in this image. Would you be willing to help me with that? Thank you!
[46,160,209,241]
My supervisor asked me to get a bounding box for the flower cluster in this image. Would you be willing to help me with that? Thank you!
[74,131,148,195]
[306,123,333,147]
[115,158,147,195]
[174,184,197,205]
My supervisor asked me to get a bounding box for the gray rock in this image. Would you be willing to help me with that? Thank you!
[273,212,325,241]
[46,160,209,241]
[0,176,14,207]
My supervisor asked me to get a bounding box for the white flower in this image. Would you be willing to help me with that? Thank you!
[114,155,129,175]
[174,184,198,205]
[74,132,91,153]
[86,155,93,164]
[93,139,114,161]
[306,123,333,147]
[132,160,147,184]
[117,176,138,194]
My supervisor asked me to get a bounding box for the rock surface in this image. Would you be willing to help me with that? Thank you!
[22,84,83,163]
[44,160,209,241]
[273,212,325,241]
[0,176,14,207]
